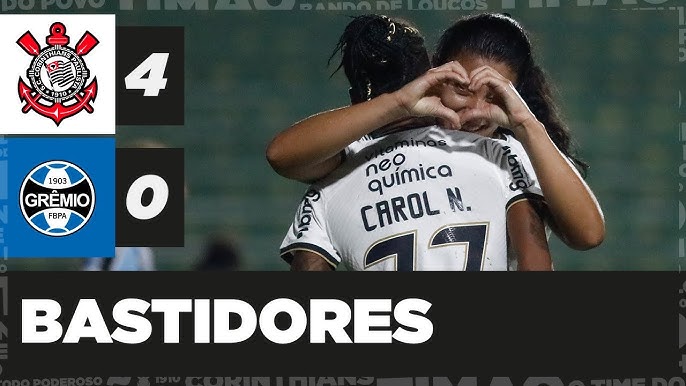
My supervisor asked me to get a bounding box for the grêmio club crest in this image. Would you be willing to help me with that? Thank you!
[16,22,99,125]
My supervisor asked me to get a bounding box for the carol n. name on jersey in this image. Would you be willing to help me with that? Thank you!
[281,126,543,271]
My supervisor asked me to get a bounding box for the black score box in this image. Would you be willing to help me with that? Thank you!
[116,27,185,125]
[116,148,184,246]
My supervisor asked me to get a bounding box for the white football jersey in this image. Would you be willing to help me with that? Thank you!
[280,126,544,271]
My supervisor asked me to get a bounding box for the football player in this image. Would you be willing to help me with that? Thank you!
[268,14,604,271]
[276,15,552,271]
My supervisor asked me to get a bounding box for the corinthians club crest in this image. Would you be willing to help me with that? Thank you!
[17,22,99,125]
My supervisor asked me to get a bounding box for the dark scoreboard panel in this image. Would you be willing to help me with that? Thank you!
[116,27,185,126]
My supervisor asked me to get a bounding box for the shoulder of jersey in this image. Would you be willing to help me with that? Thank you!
[494,131,522,147]
[355,125,490,146]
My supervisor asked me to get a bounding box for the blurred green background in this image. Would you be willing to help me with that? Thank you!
[8,3,681,270]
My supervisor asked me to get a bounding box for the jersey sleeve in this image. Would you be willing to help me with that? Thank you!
[343,137,371,160]
[279,188,341,269]
[491,140,545,212]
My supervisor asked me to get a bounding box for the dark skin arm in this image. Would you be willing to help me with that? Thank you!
[290,251,335,271]
[507,200,553,271]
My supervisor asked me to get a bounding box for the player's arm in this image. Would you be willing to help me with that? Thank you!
[513,120,604,250]
[507,199,553,271]
[266,95,404,182]
[280,188,342,270]
[266,62,468,183]
[290,250,335,271]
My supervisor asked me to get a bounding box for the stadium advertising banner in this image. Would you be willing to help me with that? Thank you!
[0,0,683,383]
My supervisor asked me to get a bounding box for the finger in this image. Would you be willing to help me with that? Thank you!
[424,69,470,89]
[435,117,452,130]
[429,61,469,83]
[428,71,469,89]
[469,65,507,82]
[469,73,512,96]
[421,95,462,128]
[443,61,470,80]
[458,108,490,124]
[433,106,462,130]
[431,60,466,74]
[468,66,509,91]
[438,90,469,110]
[458,105,509,129]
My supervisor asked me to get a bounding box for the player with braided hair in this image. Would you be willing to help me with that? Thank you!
[329,15,431,106]
[267,15,454,183]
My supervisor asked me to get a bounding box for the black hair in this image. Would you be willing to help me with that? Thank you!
[433,13,589,175]
[329,14,431,104]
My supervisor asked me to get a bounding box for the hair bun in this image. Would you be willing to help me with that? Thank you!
[329,14,430,104]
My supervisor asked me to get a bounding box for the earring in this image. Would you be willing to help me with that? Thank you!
[386,22,396,41]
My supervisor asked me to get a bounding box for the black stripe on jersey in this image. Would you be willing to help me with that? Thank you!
[280,242,340,269]
[506,192,545,212]
[496,127,515,139]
